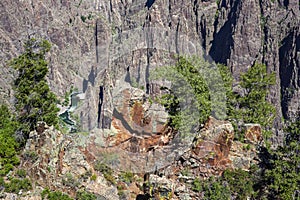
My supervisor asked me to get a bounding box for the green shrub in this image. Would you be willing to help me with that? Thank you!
[119,171,134,183]
[41,188,73,200]
[76,190,97,200]
[150,56,212,133]
[80,170,92,181]
[94,162,116,185]
[4,178,32,193]
[0,177,4,187]
[222,169,255,199]
[196,176,231,200]
[90,174,97,181]
[233,63,276,141]
[180,168,191,176]
[23,151,39,162]
[62,173,79,188]
[192,178,202,192]
[81,15,86,22]
[16,169,26,178]
[263,120,300,199]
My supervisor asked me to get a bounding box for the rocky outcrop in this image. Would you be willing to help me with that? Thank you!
[21,122,119,200]
[12,116,261,199]
[141,117,261,199]
[173,117,259,178]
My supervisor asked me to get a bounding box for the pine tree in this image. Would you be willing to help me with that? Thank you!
[0,105,20,175]
[264,120,300,199]
[9,38,59,139]
[231,63,276,141]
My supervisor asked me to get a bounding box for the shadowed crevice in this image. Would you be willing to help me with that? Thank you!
[145,0,155,9]
[209,0,241,64]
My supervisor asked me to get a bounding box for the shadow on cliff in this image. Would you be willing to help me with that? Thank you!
[145,0,155,9]
[209,0,241,64]
[279,30,300,119]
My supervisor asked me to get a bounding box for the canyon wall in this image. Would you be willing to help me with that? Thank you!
[0,0,299,144]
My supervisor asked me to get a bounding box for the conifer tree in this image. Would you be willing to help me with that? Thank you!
[9,38,59,139]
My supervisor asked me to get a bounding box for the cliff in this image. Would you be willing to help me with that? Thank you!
[0,0,299,141]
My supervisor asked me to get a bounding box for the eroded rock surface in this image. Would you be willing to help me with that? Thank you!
[13,117,261,199]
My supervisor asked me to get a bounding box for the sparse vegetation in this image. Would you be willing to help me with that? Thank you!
[62,173,79,188]
[119,171,134,183]
[0,36,297,200]
[16,169,26,178]
[180,168,191,176]
[23,150,39,162]
[41,188,72,200]
[90,174,97,181]
[76,190,97,200]
[94,162,116,185]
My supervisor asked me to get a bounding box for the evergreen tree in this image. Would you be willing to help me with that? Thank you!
[230,63,276,141]
[150,56,212,134]
[9,38,59,139]
[0,105,20,176]
[264,120,300,199]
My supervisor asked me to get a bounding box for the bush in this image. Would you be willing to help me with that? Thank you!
[16,169,26,178]
[94,162,116,185]
[119,171,134,183]
[90,174,97,181]
[192,178,202,192]
[192,176,231,199]
[192,169,257,199]
[23,150,39,162]
[41,188,72,200]
[263,120,300,199]
[62,173,79,188]
[150,56,212,132]
[4,178,32,193]
[231,63,276,141]
[222,169,256,199]
[76,190,97,200]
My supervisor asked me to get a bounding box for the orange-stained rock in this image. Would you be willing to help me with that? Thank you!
[244,123,262,144]
[191,117,234,177]
[110,87,172,153]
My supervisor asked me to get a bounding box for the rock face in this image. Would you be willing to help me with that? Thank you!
[14,117,260,199]
[145,117,261,199]
[21,122,119,200]
[0,0,299,146]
